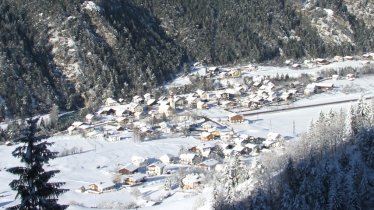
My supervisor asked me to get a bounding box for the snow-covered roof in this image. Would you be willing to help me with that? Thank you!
[125,173,146,181]
[245,143,259,149]
[201,132,212,138]
[267,132,281,141]
[182,173,204,185]
[148,161,165,169]
[199,159,219,167]
[179,153,196,160]
[120,163,139,172]
[85,114,95,120]
[72,121,84,127]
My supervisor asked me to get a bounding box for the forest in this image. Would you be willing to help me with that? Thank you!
[212,98,374,210]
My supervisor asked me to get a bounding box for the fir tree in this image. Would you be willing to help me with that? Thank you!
[6,118,68,210]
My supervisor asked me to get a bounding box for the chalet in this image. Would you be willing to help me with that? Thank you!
[129,103,144,113]
[316,58,330,65]
[363,53,374,59]
[159,122,173,133]
[207,67,220,75]
[220,100,236,109]
[196,142,216,157]
[144,93,154,101]
[132,95,144,104]
[159,154,174,164]
[262,132,283,148]
[118,163,139,175]
[115,108,131,117]
[201,132,214,141]
[105,98,118,106]
[179,153,199,165]
[98,107,116,116]
[182,174,204,190]
[196,89,207,100]
[217,91,234,100]
[186,94,198,107]
[232,145,250,156]
[228,114,244,123]
[88,182,115,193]
[146,162,165,176]
[198,159,219,171]
[85,114,95,124]
[244,143,260,154]
[158,104,174,117]
[123,173,146,186]
[334,55,343,62]
[304,83,317,96]
[107,134,127,142]
[197,101,208,110]
[315,83,334,91]
[344,56,354,60]
[131,156,148,166]
[229,69,241,77]
[116,117,130,125]
[346,73,355,81]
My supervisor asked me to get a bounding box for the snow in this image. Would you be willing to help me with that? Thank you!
[82,1,101,12]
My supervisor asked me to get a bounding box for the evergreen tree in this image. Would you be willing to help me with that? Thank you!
[6,118,68,210]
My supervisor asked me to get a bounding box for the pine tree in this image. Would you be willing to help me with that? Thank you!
[6,118,68,210]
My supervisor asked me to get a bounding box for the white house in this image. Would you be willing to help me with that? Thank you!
[159,154,174,164]
[105,98,118,106]
[179,153,198,165]
[182,173,204,190]
[198,159,219,171]
[88,182,115,193]
[146,162,165,176]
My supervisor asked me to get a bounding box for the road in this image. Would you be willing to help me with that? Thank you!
[238,96,374,116]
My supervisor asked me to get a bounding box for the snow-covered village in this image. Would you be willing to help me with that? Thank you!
[1,52,374,209]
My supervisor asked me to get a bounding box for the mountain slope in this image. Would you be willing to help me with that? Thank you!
[0,0,373,119]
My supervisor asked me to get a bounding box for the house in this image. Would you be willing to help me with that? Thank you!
[197,100,208,110]
[146,98,157,106]
[232,145,250,156]
[98,107,116,115]
[129,103,144,113]
[146,162,165,176]
[118,163,139,175]
[262,132,283,148]
[334,55,343,62]
[132,95,144,104]
[159,154,174,164]
[72,121,84,128]
[244,143,260,154]
[131,156,148,166]
[304,83,317,96]
[346,73,356,81]
[198,159,219,171]
[220,100,237,109]
[196,142,216,157]
[217,91,234,100]
[292,63,301,68]
[344,56,354,60]
[105,98,118,106]
[88,182,115,193]
[179,153,199,165]
[200,132,214,141]
[228,114,244,123]
[196,89,207,100]
[229,69,241,77]
[186,94,198,107]
[315,58,330,65]
[144,93,154,101]
[159,122,173,133]
[158,104,174,117]
[123,173,146,186]
[182,174,204,190]
[85,114,95,124]
[207,67,220,75]
[116,117,129,125]
[315,83,334,91]
[332,74,340,80]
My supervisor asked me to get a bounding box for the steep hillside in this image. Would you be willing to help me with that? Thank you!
[0,0,373,119]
